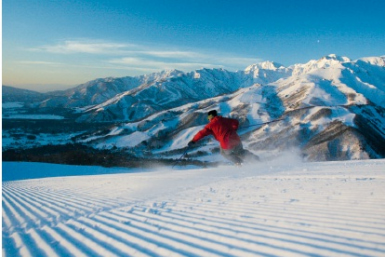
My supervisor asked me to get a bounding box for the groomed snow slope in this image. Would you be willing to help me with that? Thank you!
[2,158,385,257]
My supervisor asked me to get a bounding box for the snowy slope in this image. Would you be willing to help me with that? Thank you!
[285,55,385,108]
[34,55,385,123]
[37,71,180,108]
[28,62,290,122]
[3,55,385,161]
[75,68,262,122]
[73,55,385,161]
[244,61,291,85]
[2,159,385,256]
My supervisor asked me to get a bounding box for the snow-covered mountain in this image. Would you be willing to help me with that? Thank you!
[21,61,290,122]
[73,64,291,122]
[3,54,385,162]
[70,55,385,161]
[36,70,183,108]
[4,55,385,255]
[75,68,247,122]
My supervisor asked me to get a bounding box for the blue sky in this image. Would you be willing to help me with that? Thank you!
[3,0,385,91]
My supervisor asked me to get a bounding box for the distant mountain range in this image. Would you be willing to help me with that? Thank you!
[3,54,385,162]
[2,85,47,103]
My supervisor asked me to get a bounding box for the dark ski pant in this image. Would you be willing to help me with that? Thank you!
[220,143,260,164]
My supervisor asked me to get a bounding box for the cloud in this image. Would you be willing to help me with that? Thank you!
[32,40,134,54]
[18,61,63,66]
[29,39,262,73]
[108,57,221,70]
[139,50,202,59]
[108,54,261,72]
[32,40,205,58]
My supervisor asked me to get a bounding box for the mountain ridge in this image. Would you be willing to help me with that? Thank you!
[3,54,385,162]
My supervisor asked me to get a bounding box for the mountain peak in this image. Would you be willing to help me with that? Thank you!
[320,54,351,63]
[291,54,352,75]
[245,61,285,72]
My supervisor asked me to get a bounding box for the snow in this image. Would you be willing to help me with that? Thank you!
[245,61,285,71]
[96,131,151,149]
[2,54,385,255]
[2,158,385,256]
[156,126,203,152]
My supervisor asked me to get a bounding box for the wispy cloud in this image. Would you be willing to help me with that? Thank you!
[139,50,202,59]
[18,60,63,66]
[29,39,262,73]
[108,55,261,72]
[31,40,135,54]
[108,57,222,70]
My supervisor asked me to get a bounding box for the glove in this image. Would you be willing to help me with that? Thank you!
[188,140,196,147]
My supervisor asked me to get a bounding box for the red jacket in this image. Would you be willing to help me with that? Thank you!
[192,116,241,149]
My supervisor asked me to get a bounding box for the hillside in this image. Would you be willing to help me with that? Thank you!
[2,54,385,163]
[73,55,385,161]
[2,85,47,104]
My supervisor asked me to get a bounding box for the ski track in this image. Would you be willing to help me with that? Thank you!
[2,160,385,257]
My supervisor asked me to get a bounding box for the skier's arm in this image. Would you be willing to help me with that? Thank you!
[192,126,213,142]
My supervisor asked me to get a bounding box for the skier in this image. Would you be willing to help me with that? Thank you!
[188,110,259,166]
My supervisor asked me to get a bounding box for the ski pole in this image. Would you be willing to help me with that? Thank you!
[172,148,189,169]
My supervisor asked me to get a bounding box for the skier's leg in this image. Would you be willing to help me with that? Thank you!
[234,143,260,163]
[220,148,243,164]
[241,149,260,162]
